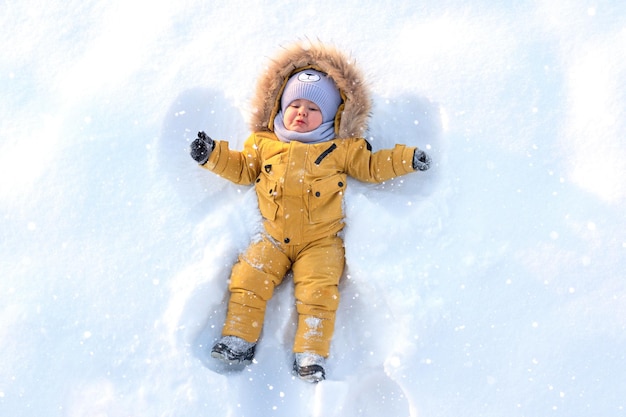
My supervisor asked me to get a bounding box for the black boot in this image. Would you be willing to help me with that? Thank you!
[211,336,256,365]
[293,352,326,383]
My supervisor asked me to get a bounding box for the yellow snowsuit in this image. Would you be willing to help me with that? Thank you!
[203,132,417,356]
[198,41,424,357]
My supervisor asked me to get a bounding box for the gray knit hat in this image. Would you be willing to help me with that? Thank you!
[280,69,342,123]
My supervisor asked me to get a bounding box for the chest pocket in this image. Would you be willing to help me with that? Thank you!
[255,154,284,221]
[308,173,347,223]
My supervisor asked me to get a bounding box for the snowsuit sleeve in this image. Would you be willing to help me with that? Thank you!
[202,134,261,185]
[344,139,416,183]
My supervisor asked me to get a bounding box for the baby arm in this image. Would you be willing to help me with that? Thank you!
[189,131,260,185]
[346,139,427,182]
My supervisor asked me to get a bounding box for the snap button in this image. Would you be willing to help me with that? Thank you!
[284,238,290,244]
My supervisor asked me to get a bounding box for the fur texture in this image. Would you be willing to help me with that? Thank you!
[249,40,371,139]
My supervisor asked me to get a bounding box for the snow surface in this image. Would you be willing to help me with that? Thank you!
[2,1,626,416]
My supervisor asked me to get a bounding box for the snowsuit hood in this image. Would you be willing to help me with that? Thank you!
[249,40,371,139]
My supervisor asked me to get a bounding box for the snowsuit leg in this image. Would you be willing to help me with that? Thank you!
[222,236,291,343]
[222,234,345,358]
[291,235,345,357]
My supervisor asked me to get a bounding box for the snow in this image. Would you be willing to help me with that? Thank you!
[1,0,626,416]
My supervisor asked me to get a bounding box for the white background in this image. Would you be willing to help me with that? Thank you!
[1,1,625,416]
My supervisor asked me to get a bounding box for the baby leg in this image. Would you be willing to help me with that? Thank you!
[223,236,291,343]
[291,235,345,357]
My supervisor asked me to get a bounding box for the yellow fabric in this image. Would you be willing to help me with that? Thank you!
[204,132,416,245]
[203,132,417,356]
[222,234,345,357]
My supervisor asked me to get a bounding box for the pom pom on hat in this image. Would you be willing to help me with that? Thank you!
[280,69,342,122]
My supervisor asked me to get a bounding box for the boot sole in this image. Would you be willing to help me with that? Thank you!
[293,362,325,383]
[211,343,255,365]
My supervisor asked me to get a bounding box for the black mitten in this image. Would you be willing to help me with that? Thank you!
[413,149,432,171]
[190,131,215,165]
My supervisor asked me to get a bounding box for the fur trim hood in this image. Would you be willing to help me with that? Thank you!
[250,40,371,139]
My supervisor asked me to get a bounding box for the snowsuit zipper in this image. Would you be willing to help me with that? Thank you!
[314,143,337,165]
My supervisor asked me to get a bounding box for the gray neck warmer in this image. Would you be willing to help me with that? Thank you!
[273,111,336,144]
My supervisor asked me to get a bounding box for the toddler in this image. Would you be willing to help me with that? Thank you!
[190,42,431,382]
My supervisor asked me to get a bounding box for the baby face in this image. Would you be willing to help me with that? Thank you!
[282,99,323,133]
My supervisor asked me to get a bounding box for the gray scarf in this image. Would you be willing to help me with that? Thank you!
[273,111,336,143]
